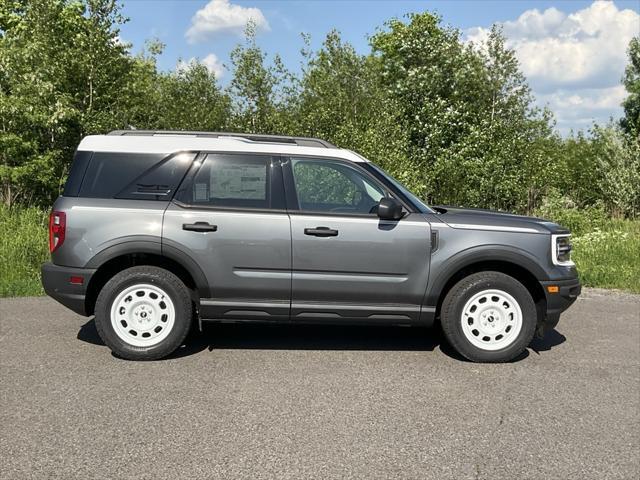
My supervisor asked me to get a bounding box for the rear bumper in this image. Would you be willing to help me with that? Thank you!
[539,276,582,332]
[41,262,96,316]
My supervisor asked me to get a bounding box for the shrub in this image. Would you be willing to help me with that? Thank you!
[0,206,49,296]
[534,191,607,236]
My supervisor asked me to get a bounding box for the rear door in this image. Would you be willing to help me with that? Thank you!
[284,157,431,324]
[162,153,291,321]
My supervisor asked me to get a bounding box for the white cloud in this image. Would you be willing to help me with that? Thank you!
[185,0,269,44]
[538,85,627,133]
[177,53,225,79]
[466,1,640,133]
[201,53,225,78]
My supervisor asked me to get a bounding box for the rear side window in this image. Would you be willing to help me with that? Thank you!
[115,152,196,200]
[175,153,283,210]
[79,152,165,198]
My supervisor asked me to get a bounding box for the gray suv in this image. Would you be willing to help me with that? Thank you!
[42,130,581,362]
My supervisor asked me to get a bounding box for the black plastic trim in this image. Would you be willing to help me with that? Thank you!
[199,299,289,321]
[82,238,210,298]
[541,278,581,313]
[41,262,96,316]
[84,239,162,269]
[423,246,549,306]
[161,243,211,297]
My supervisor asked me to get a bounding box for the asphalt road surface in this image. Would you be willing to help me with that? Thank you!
[1,289,639,480]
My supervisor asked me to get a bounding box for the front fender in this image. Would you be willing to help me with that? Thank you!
[423,244,549,307]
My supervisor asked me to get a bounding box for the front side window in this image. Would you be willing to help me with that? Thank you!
[291,158,385,214]
[364,163,434,214]
[176,153,273,209]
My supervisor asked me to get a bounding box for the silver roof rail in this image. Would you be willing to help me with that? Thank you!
[107,130,336,149]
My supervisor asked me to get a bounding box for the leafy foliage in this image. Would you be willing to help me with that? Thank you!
[621,37,639,138]
[0,206,48,296]
[0,3,638,221]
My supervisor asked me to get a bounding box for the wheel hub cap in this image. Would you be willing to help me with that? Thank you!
[460,289,523,351]
[110,284,176,347]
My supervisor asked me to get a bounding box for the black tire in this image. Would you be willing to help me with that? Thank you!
[440,271,536,363]
[94,266,193,360]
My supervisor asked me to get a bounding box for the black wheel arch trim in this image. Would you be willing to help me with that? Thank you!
[84,236,209,298]
[161,243,210,297]
[424,245,549,307]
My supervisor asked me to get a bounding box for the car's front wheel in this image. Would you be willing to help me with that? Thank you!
[440,271,537,363]
[94,266,193,360]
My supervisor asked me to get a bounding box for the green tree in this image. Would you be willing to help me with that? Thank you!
[371,15,556,212]
[590,124,640,217]
[0,0,132,206]
[621,37,639,138]
[227,22,292,133]
[0,0,232,206]
[155,62,231,131]
[292,30,411,185]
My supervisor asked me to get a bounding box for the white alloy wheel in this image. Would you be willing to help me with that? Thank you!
[110,283,176,347]
[460,289,523,351]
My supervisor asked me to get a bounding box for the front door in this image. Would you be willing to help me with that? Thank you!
[163,153,291,321]
[284,157,431,323]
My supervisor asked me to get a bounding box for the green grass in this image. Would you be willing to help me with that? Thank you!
[0,206,638,297]
[571,218,640,293]
[0,206,49,297]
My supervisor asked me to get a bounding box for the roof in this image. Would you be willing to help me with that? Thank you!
[77,131,368,163]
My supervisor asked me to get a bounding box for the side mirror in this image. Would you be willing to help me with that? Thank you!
[377,197,403,220]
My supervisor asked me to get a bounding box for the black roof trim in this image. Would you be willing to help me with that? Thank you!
[107,130,336,149]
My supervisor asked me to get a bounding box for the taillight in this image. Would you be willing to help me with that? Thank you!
[49,211,66,253]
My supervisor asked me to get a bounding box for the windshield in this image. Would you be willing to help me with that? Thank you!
[366,163,434,214]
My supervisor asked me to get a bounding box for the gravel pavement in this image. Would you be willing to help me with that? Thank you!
[1,289,639,479]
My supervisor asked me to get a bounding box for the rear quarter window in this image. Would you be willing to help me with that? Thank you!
[115,152,196,201]
[78,152,178,199]
[63,151,93,197]
[79,152,163,198]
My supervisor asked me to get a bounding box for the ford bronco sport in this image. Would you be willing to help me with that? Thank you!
[42,130,581,362]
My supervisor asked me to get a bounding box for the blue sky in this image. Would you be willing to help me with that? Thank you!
[119,1,640,134]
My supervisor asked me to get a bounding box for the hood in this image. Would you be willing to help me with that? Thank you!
[432,206,569,235]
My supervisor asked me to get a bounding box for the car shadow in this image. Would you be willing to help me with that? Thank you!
[529,329,567,354]
[77,319,565,362]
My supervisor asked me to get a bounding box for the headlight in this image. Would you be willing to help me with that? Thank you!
[551,234,574,266]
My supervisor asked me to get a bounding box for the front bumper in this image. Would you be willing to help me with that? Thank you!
[539,276,581,332]
[41,262,96,316]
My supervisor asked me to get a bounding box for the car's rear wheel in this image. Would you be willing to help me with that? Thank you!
[94,266,192,360]
[440,271,536,363]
